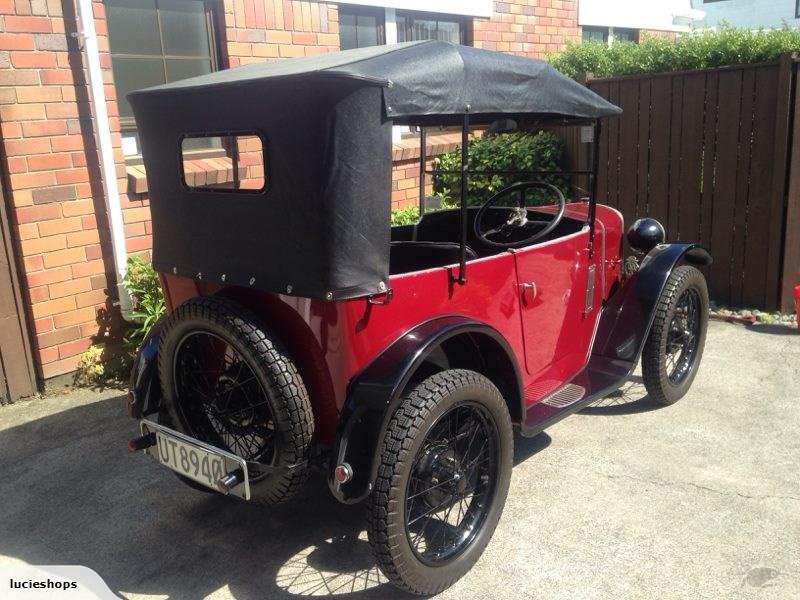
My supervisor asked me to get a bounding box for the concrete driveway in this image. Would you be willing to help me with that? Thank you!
[0,320,798,599]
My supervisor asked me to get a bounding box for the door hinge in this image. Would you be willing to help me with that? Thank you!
[584,265,596,315]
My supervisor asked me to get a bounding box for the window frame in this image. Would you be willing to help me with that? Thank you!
[396,10,469,45]
[338,4,386,50]
[108,0,222,163]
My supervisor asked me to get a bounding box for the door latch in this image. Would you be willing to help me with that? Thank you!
[521,281,537,303]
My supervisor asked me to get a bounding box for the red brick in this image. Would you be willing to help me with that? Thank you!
[61,199,95,217]
[0,103,46,121]
[39,69,74,85]
[48,277,91,299]
[27,152,72,172]
[16,86,61,103]
[51,134,84,152]
[27,266,72,287]
[22,120,67,137]
[4,16,52,33]
[42,246,85,268]
[39,345,60,366]
[58,337,93,360]
[4,137,51,156]
[10,51,57,68]
[0,33,36,50]
[41,354,81,379]
[71,258,104,278]
[35,325,80,350]
[20,234,66,256]
[9,170,56,190]
[45,102,78,119]
[75,288,108,308]
[52,306,97,329]
[38,216,82,237]
[55,167,90,184]
[29,285,49,303]
[66,228,101,248]
[31,295,76,319]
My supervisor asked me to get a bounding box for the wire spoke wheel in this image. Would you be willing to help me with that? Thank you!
[665,288,701,384]
[174,331,276,469]
[367,370,513,595]
[405,403,498,565]
[642,265,709,405]
[157,296,313,504]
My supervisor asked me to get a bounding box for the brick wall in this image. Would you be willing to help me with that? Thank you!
[222,0,339,66]
[473,0,580,58]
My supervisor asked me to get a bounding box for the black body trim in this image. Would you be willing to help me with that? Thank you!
[329,316,524,504]
[127,317,166,419]
[592,242,711,365]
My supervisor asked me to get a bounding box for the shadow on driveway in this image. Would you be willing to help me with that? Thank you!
[0,395,553,599]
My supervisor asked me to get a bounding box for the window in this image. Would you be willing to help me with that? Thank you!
[397,11,467,44]
[106,0,219,157]
[582,26,639,44]
[181,134,267,192]
[797,0,800,18]
[339,6,385,50]
[582,26,607,43]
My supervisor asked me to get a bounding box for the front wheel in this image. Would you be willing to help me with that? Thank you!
[642,265,709,405]
[366,370,513,595]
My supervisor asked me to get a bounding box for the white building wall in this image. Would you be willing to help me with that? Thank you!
[691,0,800,29]
[580,0,700,32]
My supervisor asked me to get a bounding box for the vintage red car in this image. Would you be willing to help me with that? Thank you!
[126,41,711,594]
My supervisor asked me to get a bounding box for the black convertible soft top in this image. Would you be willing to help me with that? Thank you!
[132,40,620,123]
[130,41,620,301]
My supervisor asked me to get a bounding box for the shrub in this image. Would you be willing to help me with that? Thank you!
[123,255,165,351]
[550,26,800,79]
[431,131,567,206]
[391,205,420,225]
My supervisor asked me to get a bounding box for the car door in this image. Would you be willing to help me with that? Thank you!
[512,226,598,398]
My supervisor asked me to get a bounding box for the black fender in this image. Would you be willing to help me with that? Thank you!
[127,317,166,419]
[328,316,524,504]
[591,242,712,366]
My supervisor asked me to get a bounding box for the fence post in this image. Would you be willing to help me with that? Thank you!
[780,56,800,312]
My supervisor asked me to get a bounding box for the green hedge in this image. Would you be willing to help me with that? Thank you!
[550,26,800,79]
[431,131,567,207]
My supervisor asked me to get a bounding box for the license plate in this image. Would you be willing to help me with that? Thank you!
[139,420,251,500]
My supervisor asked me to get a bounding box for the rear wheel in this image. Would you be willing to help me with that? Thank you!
[642,265,709,405]
[157,296,314,504]
[367,370,513,595]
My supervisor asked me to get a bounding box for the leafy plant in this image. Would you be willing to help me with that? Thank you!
[431,131,568,207]
[391,205,421,225]
[123,255,165,351]
[550,25,800,79]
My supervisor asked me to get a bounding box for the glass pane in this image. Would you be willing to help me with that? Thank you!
[111,57,166,118]
[182,135,266,192]
[437,21,460,43]
[166,58,212,83]
[412,19,437,41]
[356,15,379,48]
[340,12,358,50]
[106,0,161,55]
[396,16,407,43]
[159,0,211,57]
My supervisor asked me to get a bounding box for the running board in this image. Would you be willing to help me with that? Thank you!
[520,356,634,437]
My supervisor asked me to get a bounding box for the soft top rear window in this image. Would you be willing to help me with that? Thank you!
[180,132,267,193]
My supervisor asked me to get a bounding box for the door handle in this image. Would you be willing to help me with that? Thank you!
[521,281,537,303]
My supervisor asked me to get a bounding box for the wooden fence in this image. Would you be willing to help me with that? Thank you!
[568,55,800,312]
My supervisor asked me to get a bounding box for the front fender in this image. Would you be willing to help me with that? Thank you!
[329,316,523,504]
[592,242,712,366]
[127,317,166,419]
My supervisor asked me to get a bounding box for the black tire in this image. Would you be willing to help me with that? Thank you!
[642,265,709,405]
[367,370,513,595]
[157,296,314,504]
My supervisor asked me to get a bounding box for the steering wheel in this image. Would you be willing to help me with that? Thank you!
[473,181,566,248]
